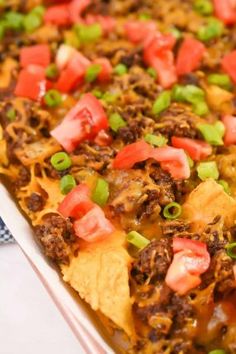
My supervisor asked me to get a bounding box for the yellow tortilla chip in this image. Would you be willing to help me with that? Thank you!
[61,231,135,338]
[182,179,236,231]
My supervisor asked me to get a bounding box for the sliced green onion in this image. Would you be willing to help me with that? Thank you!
[75,23,102,43]
[172,84,205,104]
[6,108,16,121]
[31,5,45,17]
[44,89,62,108]
[51,152,72,171]
[208,351,226,354]
[163,202,182,220]
[5,11,24,31]
[197,161,219,181]
[215,121,225,137]
[127,231,150,249]
[102,92,119,103]
[60,174,76,195]
[207,73,232,91]
[218,180,231,195]
[0,21,6,39]
[45,63,59,79]
[138,13,151,20]
[226,243,236,260]
[186,154,194,168]
[144,133,167,147]
[194,0,213,15]
[168,27,182,39]
[197,18,224,42]
[152,91,171,116]
[109,112,127,132]
[92,178,109,206]
[92,89,103,98]
[23,12,42,33]
[197,122,224,146]
[85,64,102,83]
[147,67,157,79]
[114,63,128,76]
[192,101,209,116]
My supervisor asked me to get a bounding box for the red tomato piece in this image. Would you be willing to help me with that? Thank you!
[44,4,71,26]
[20,44,51,68]
[94,130,112,146]
[151,146,190,180]
[171,136,212,161]
[213,0,236,25]
[124,20,157,44]
[51,93,108,152]
[113,141,153,170]
[222,115,236,146]
[165,238,210,294]
[14,65,47,101]
[176,38,206,76]
[143,34,177,88]
[56,52,90,93]
[85,14,116,35]
[68,0,91,23]
[58,184,94,219]
[73,205,114,242]
[222,50,236,83]
[93,58,112,83]
[56,44,77,70]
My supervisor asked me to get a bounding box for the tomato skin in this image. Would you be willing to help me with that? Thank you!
[58,184,94,219]
[20,45,51,68]
[165,238,210,295]
[51,93,108,152]
[222,50,236,83]
[113,141,153,170]
[44,4,71,26]
[213,0,236,25]
[73,206,114,242]
[124,20,157,44]
[68,0,91,23]
[222,115,236,146]
[14,65,47,102]
[143,33,177,88]
[176,38,206,76]
[151,146,190,180]
[93,58,113,83]
[171,136,212,161]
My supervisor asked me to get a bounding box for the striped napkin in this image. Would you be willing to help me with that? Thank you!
[0,218,14,244]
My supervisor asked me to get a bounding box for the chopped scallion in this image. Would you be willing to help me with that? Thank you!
[194,0,213,15]
[60,174,76,195]
[152,90,171,116]
[218,180,231,195]
[85,64,102,83]
[127,231,150,249]
[197,122,224,146]
[92,178,109,206]
[197,161,219,181]
[75,23,102,43]
[163,202,182,219]
[44,90,62,108]
[144,133,167,147]
[225,243,236,260]
[147,67,157,79]
[197,18,224,42]
[51,152,72,171]
[207,73,232,91]
[45,63,59,79]
[109,112,127,132]
[114,63,128,76]
[6,108,16,121]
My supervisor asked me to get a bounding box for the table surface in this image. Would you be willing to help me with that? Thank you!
[0,243,85,354]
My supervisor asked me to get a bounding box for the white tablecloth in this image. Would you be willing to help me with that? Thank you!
[0,244,85,354]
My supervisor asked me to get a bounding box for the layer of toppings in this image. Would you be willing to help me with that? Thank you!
[1,0,236,353]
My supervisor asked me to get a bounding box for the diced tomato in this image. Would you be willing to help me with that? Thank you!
[176,38,206,76]
[143,34,177,88]
[124,20,156,44]
[222,115,236,146]
[14,65,47,101]
[20,45,51,68]
[73,205,114,242]
[94,130,112,146]
[51,93,108,152]
[56,52,90,93]
[58,184,94,219]
[171,136,212,161]
[222,50,236,83]
[93,58,112,83]
[85,14,116,35]
[113,141,153,170]
[68,0,91,23]
[165,238,210,295]
[44,4,71,26]
[56,44,77,70]
[151,146,190,179]
[213,0,236,25]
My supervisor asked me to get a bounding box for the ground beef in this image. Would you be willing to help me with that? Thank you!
[131,239,173,284]
[35,214,76,264]
[156,103,200,139]
[161,219,191,237]
[149,166,176,206]
[26,192,45,212]
[117,120,142,144]
[14,166,30,188]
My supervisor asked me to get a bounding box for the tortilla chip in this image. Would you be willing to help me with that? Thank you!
[61,231,135,338]
[182,179,236,231]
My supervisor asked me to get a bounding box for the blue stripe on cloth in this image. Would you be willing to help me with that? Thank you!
[0,218,14,244]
